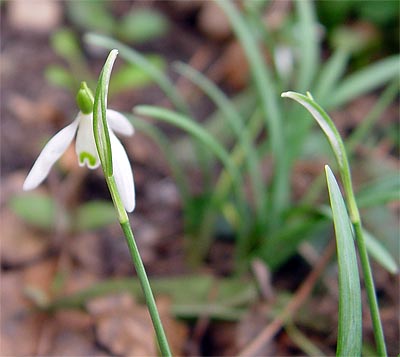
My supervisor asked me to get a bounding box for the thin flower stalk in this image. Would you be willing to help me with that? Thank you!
[93,49,171,357]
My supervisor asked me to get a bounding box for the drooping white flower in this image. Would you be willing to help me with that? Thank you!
[23,83,136,212]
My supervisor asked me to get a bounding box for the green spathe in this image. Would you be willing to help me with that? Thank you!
[76,81,94,114]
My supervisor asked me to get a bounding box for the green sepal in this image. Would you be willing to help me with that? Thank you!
[76,81,94,114]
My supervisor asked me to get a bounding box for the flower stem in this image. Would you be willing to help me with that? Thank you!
[107,177,171,356]
[93,50,171,355]
[346,183,386,356]
[120,220,172,357]
[352,220,387,356]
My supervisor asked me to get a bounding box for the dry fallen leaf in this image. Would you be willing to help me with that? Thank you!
[7,94,63,126]
[63,268,102,296]
[87,293,187,356]
[69,233,104,274]
[36,311,106,356]
[7,0,62,33]
[198,1,231,41]
[1,272,45,356]
[0,172,27,206]
[213,41,250,90]
[236,304,276,356]
[22,257,58,306]
[88,293,158,356]
[0,209,50,267]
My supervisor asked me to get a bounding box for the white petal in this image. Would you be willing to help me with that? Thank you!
[23,118,80,191]
[110,132,135,212]
[107,109,134,136]
[75,113,100,169]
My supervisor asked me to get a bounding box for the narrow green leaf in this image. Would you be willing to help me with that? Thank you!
[43,275,257,321]
[325,165,362,357]
[9,193,56,230]
[172,89,257,164]
[174,62,265,217]
[44,65,76,91]
[74,201,117,232]
[216,0,287,216]
[363,229,398,274]
[127,113,189,202]
[295,0,320,92]
[326,55,400,109]
[261,213,327,270]
[109,57,165,94]
[281,91,358,222]
[347,80,399,153]
[319,205,398,274]
[66,1,115,34]
[117,8,169,43]
[51,28,82,62]
[134,105,244,203]
[314,49,349,104]
[84,33,189,115]
[356,172,400,208]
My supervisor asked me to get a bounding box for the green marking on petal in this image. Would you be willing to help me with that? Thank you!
[79,151,97,167]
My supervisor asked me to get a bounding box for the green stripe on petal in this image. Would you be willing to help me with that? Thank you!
[79,151,97,168]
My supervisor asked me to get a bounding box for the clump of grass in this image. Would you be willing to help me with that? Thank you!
[18,1,398,355]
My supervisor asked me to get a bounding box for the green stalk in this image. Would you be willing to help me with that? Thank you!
[93,50,171,356]
[282,91,387,356]
[301,81,399,206]
[352,220,386,356]
[345,179,386,356]
[106,176,171,356]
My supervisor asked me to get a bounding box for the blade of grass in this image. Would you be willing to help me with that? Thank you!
[347,79,399,153]
[172,89,257,165]
[319,205,398,275]
[43,276,257,320]
[216,0,287,221]
[301,82,399,206]
[356,172,400,208]
[325,55,400,109]
[363,229,398,274]
[84,33,190,115]
[295,0,320,93]
[213,109,265,266]
[325,165,362,357]
[261,212,327,270]
[134,105,246,216]
[126,113,189,203]
[282,91,356,219]
[314,49,349,104]
[174,62,266,220]
[282,91,387,356]
[271,0,319,166]
[285,321,326,357]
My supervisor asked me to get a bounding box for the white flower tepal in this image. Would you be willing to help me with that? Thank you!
[23,82,136,212]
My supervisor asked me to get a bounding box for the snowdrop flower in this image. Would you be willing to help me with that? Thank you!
[23,82,136,212]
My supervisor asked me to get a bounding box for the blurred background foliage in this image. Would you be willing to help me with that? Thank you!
[2,0,399,355]
[9,0,399,272]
